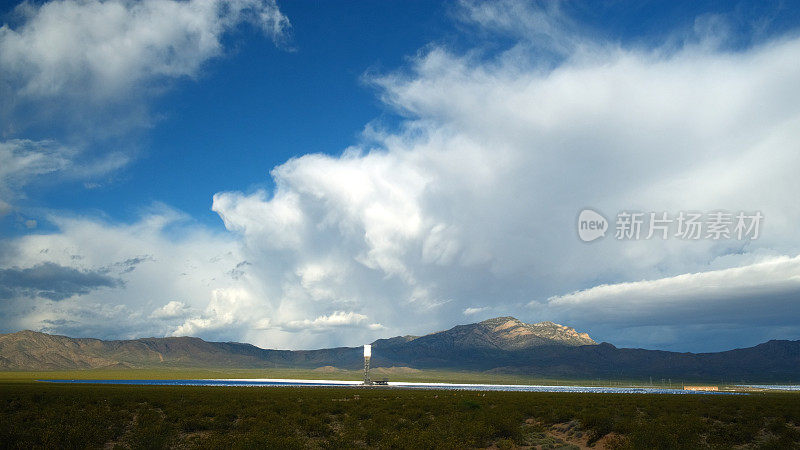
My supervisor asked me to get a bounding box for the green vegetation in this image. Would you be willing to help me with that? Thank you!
[1,375,799,449]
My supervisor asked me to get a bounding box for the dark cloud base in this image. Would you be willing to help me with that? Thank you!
[0,262,121,301]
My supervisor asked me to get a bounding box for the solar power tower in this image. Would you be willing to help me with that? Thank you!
[363,344,372,385]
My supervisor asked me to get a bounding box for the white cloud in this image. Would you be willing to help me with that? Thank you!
[0,139,69,213]
[172,287,258,337]
[0,0,289,100]
[463,307,488,316]
[0,139,70,185]
[544,255,800,326]
[0,204,382,348]
[209,3,800,350]
[3,2,800,351]
[150,300,192,320]
[0,0,290,217]
[0,139,127,212]
[0,205,246,340]
[281,311,371,332]
[0,0,291,164]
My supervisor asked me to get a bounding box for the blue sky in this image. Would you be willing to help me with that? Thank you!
[1,0,449,230]
[1,0,800,352]
[8,0,799,231]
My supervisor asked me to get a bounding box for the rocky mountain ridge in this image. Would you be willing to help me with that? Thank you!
[1,317,798,382]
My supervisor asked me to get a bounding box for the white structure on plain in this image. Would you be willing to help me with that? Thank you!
[363,344,372,385]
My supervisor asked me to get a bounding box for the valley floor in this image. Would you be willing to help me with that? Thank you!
[2,373,800,449]
[0,367,753,388]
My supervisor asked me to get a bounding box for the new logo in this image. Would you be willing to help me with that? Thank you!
[577,209,608,242]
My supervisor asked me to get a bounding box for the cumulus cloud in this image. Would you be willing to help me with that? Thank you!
[282,311,371,332]
[209,2,800,350]
[3,2,800,351]
[0,205,248,340]
[0,203,385,348]
[171,287,259,337]
[150,300,193,320]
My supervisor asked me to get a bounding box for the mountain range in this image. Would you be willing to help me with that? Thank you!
[1,317,798,382]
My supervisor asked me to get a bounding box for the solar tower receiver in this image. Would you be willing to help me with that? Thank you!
[363,344,372,385]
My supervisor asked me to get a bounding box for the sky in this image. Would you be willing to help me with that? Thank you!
[1,0,799,352]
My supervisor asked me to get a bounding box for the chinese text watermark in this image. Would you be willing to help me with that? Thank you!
[577,209,762,242]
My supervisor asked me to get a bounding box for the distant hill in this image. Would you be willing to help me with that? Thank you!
[1,317,799,382]
[374,317,596,351]
[0,330,281,370]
